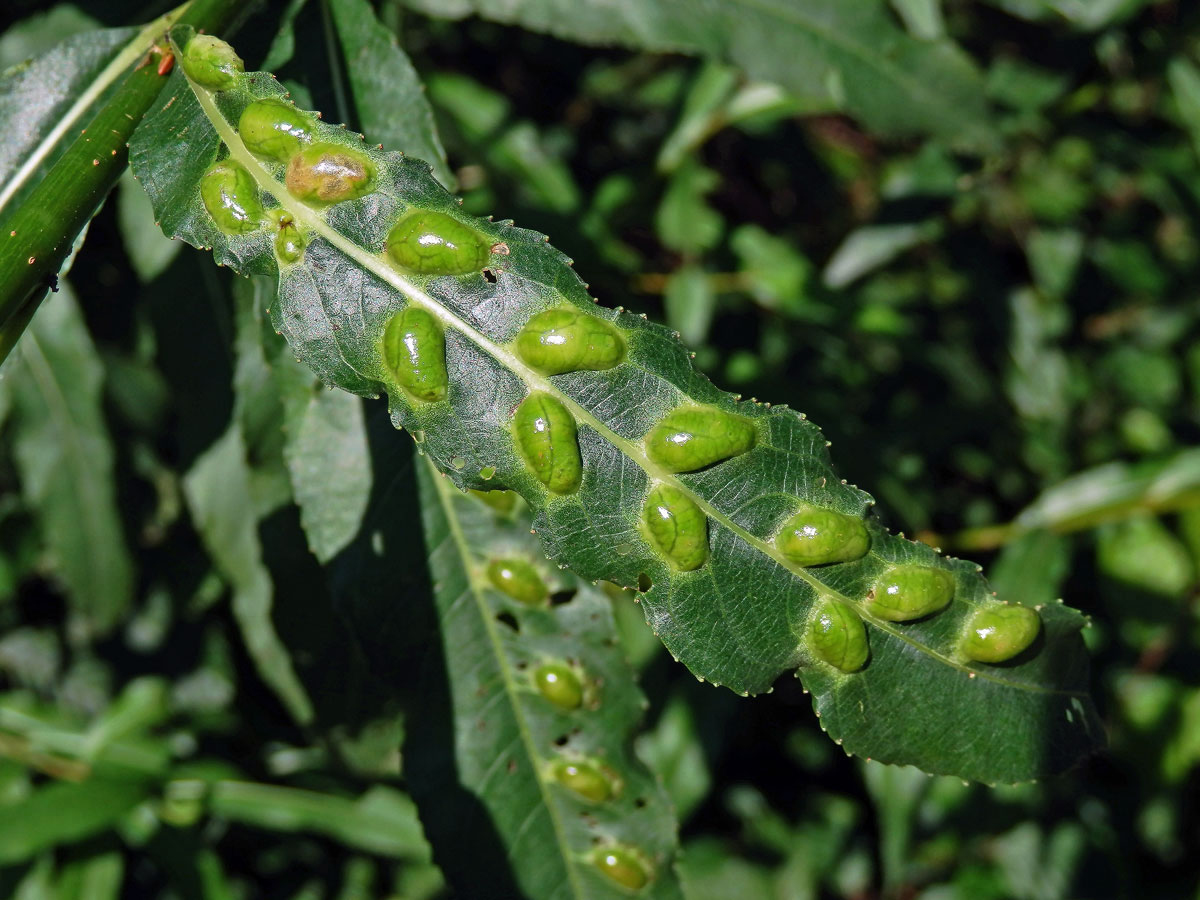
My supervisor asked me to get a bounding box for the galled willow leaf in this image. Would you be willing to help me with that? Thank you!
[128,28,1104,783]
[410,460,681,898]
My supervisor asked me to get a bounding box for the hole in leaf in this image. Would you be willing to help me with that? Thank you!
[637,573,653,593]
[554,734,569,747]
[549,589,576,607]
[482,268,497,283]
[634,797,647,809]
[496,612,519,632]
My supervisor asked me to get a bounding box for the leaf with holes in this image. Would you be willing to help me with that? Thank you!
[409,460,682,898]
[127,28,1103,783]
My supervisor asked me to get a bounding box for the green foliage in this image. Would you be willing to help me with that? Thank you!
[2,0,1199,897]
[125,28,1101,785]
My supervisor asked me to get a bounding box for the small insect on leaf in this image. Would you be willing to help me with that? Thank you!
[807,597,869,672]
[239,99,315,163]
[643,406,756,473]
[486,558,548,606]
[181,34,243,90]
[533,661,584,709]
[961,604,1041,663]
[381,306,448,402]
[592,846,653,891]
[512,392,582,494]
[514,307,625,375]
[385,210,491,276]
[642,483,708,571]
[200,160,264,235]
[868,565,955,622]
[285,143,375,205]
[775,505,870,567]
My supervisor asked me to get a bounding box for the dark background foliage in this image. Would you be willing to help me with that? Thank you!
[0,0,1198,897]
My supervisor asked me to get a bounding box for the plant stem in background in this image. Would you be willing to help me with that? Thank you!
[0,0,243,364]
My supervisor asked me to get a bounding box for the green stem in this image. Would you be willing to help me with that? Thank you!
[0,0,244,364]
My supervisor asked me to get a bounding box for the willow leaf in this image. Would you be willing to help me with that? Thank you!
[127,29,1103,783]
[410,460,682,898]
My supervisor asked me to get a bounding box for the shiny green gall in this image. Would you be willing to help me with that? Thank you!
[486,558,547,606]
[274,214,304,264]
[285,143,375,205]
[381,307,447,402]
[643,406,756,473]
[181,35,243,90]
[592,847,652,892]
[807,598,869,672]
[200,160,264,235]
[238,99,314,163]
[533,662,584,710]
[868,565,955,622]
[642,483,707,570]
[962,604,1041,663]
[513,393,582,493]
[551,759,618,803]
[386,211,491,275]
[776,505,870,567]
[514,307,625,375]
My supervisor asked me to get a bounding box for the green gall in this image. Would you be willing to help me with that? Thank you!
[642,483,707,571]
[776,505,870,567]
[962,604,1041,663]
[592,847,652,891]
[181,35,243,90]
[533,662,584,709]
[515,307,625,375]
[274,215,304,264]
[285,143,375,205]
[486,558,547,606]
[513,392,582,494]
[200,160,264,235]
[386,210,491,275]
[868,565,955,622]
[238,99,314,163]
[807,598,869,672]
[550,758,618,803]
[643,406,756,473]
[381,306,448,402]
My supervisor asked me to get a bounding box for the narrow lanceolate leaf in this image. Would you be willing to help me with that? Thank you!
[404,0,993,145]
[411,459,681,899]
[327,0,455,190]
[5,287,133,637]
[0,22,138,216]
[128,29,1103,782]
[183,423,315,725]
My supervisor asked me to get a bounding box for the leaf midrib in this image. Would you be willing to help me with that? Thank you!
[186,67,1075,700]
[424,456,586,899]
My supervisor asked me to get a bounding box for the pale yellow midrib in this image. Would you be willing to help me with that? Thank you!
[184,66,1075,700]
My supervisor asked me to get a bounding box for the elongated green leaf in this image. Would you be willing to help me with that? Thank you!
[0,776,148,865]
[5,287,133,637]
[0,22,136,217]
[327,0,455,190]
[411,459,682,898]
[404,0,993,144]
[182,422,314,725]
[203,781,431,859]
[127,32,1102,782]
